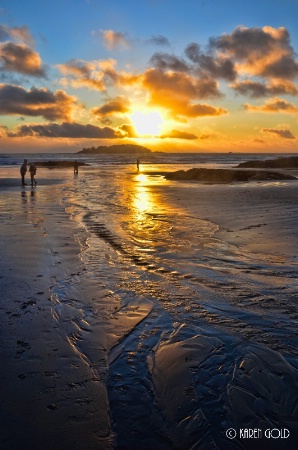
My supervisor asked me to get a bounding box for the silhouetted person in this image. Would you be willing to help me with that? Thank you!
[74,160,79,174]
[136,158,140,171]
[20,159,28,186]
[29,163,37,186]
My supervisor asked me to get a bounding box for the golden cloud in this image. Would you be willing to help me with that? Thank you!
[160,129,198,139]
[141,68,227,119]
[244,97,298,113]
[57,58,118,91]
[91,96,131,119]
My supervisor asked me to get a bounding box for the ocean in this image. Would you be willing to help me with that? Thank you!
[1,150,294,168]
[1,151,298,449]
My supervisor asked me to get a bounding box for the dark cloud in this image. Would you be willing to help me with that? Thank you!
[0,84,81,121]
[0,42,46,77]
[210,26,290,61]
[149,52,190,72]
[185,43,236,81]
[148,35,170,47]
[261,55,298,79]
[209,26,298,80]
[253,138,266,143]
[160,129,198,139]
[262,128,295,139]
[7,122,122,138]
[232,80,298,98]
[244,97,298,113]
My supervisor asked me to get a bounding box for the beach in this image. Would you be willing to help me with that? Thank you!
[0,160,298,450]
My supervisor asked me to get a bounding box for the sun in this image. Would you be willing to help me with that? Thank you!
[130,110,163,137]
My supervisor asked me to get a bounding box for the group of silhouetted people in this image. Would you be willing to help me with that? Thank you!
[20,159,37,187]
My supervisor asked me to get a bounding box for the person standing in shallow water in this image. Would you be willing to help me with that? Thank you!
[74,160,79,174]
[29,162,37,186]
[136,158,140,171]
[20,159,28,186]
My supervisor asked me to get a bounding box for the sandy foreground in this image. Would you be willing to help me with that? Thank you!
[0,167,298,450]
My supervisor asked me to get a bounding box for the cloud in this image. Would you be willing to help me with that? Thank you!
[160,129,198,139]
[0,42,46,77]
[231,79,298,97]
[185,103,228,118]
[57,58,118,91]
[0,24,34,46]
[118,124,138,138]
[185,43,236,81]
[244,97,298,113]
[149,52,190,72]
[0,124,8,137]
[142,68,227,119]
[262,54,298,79]
[253,138,266,144]
[148,35,170,47]
[100,30,130,50]
[262,128,295,139]
[91,96,131,120]
[7,122,122,138]
[209,26,298,80]
[0,84,81,121]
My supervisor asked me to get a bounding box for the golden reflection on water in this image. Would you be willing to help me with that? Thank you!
[133,174,154,217]
[129,172,167,249]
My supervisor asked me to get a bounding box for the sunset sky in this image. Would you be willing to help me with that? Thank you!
[1,0,298,153]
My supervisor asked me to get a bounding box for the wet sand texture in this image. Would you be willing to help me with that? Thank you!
[0,167,298,449]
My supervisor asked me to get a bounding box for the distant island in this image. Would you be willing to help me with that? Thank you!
[77,144,151,155]
[236,156,298,169]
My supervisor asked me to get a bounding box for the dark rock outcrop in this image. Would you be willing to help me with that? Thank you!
[33,161,88,168]
[165,168,296,183]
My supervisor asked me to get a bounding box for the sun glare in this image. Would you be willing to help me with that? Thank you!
[130,110,163,137]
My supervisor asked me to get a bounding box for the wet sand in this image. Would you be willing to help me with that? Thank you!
[0,175,113,449]
[0,166,298,449]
